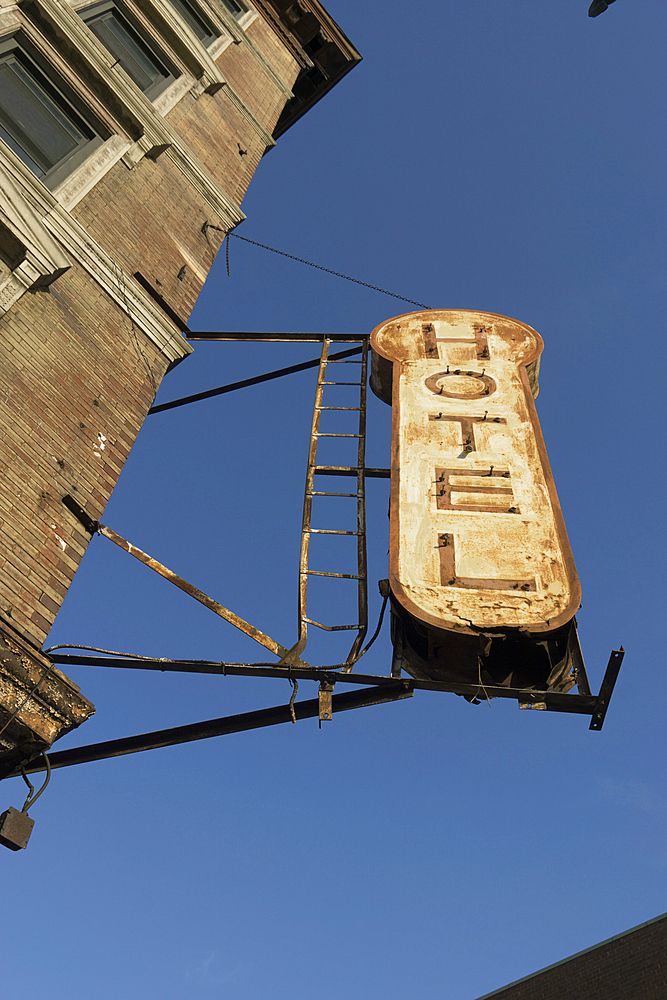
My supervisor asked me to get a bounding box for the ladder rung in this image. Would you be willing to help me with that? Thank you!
[306,529,361,535]
[315,433,361,438]
[326,359,362,363]
[316,406,361,410]
[321,381,361,385]
[308,491,358,497]
[306,570,364,580]
[303,618,362,631]
[313,465,363,473]
[313,466,387,478]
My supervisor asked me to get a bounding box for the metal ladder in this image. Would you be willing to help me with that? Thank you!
[292,337,369,670]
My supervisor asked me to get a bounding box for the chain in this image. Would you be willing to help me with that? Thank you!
[227,233,431,310]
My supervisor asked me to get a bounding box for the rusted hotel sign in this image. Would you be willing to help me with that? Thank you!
[371,309,583,694]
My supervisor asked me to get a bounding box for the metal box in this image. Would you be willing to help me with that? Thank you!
[0,806,35,851]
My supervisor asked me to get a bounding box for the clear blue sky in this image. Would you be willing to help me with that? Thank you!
[4,3,666,999]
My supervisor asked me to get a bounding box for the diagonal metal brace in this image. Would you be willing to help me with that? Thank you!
[61,496,310,668]
[8,684,413,776]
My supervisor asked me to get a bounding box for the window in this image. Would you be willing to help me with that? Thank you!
[169,0,219,47]
[0,37,105,188]
[80,2,178,100]
[219,0,249,21]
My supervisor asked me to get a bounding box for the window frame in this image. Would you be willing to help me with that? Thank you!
[0,31,108,190]
[78,0,179,102]
[167,0,219,48]
[219,0,250,22]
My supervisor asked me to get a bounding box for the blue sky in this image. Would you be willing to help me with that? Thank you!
[3,2,666,998]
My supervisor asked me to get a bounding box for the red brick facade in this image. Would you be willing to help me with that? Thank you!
[475,912,667,1000]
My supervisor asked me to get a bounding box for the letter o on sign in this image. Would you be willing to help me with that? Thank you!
[424,370,496,399]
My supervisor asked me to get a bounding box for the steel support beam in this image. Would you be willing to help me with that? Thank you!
[8,684,413,776]
[589,647,624,730]
[46,652,622,724]
[186,332,369,342]
[148,347,363,414]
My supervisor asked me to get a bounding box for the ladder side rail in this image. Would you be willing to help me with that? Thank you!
[297,338,331,652]
[346,339,369,666]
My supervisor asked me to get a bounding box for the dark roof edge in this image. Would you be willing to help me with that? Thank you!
[473,911,667,1000]
[253,0,361,139]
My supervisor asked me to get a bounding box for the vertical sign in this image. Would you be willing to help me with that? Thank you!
[370,309,580,645]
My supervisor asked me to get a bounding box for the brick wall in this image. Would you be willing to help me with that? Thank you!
[475,913,667,1000]
[0,14,302,654]
[0,265,170,648]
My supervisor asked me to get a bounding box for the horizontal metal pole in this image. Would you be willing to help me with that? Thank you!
[9,685,413,776]
[47,654,600,715]
[313,466,390,479]
[149,347,363,414]
[186,332,369,342]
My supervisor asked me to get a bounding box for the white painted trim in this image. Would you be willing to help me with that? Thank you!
[53,134,131,211]
[44,206,194,364]
[0,144,192,362]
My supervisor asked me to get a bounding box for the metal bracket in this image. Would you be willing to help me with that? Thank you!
[589,647,624,731]
[319,680,335,722]
[4,684,413,777]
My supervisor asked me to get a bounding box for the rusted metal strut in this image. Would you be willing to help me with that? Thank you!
[62,496,310,668]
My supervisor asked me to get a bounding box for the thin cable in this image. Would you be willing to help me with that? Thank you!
[229,233,432,310]
[349,590,390,666]
[21,752,51,811]
[21,771,34,805]
[42,643,170,660]
[475,659,492,707]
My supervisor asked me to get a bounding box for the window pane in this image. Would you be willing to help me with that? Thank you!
[169,0,218,45]
[0,53,92,177]
[82,5,174,97]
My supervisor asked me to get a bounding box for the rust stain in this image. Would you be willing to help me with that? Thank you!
[98,525,301,664]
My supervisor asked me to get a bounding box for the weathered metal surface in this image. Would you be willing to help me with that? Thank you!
[371,309,581,691]
[319,680,334,721]
[97,524,308,667]
[0,630,94,777]
[296,337,369,666]
[371,310,579,633]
